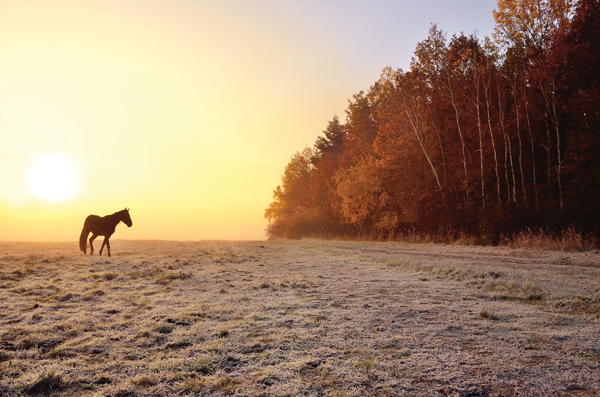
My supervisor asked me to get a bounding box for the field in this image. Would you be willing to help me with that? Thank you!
[1,239,599,396]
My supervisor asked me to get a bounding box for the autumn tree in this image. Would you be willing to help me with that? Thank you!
[265,0,600,241]
[341,91,379,166]
[551,0,600,227]
[264,147,315,238]
[493,0,574,53]
[312,116,345,162]
[494,0,576,213]
[335,157,392,234]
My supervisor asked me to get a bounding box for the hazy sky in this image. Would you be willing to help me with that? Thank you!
[0,0,498,241]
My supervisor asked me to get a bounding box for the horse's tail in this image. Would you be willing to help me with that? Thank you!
[79,221,90,254]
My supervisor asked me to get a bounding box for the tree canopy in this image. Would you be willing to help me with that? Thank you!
[266,0,600,242]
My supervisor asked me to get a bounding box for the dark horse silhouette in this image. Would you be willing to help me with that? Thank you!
[79,208,132,257]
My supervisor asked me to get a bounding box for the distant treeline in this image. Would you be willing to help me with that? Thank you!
[265,0,600,243]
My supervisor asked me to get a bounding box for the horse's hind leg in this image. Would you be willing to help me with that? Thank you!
[89,234,98,256]
[99,237,107,256]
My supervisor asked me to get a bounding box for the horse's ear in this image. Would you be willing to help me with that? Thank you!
[125,207,129,211]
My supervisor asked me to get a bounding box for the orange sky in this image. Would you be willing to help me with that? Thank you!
[0,0,496,241]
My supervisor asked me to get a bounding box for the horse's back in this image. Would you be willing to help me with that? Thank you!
[84,214,108,235]
[84,214,101,225]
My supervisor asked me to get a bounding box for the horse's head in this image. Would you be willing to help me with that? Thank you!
[121,208,133,227]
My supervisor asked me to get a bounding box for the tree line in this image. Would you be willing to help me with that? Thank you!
[265,0,600,243]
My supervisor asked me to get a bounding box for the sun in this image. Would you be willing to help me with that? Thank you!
[26,153,80,202]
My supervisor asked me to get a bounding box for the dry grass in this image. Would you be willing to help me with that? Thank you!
[368,227,599,251]
[509,227,597,251]
[0,239,599,396]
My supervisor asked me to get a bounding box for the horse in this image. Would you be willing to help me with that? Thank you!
[79,208,133,257]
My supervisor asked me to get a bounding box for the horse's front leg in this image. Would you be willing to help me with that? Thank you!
[99,237,108,256]
[89,234,98,256]
[106,238,111,257]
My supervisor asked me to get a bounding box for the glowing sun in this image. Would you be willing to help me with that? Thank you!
[26,153,80,202]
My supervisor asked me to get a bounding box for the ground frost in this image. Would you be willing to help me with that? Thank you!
[0,239,598,396]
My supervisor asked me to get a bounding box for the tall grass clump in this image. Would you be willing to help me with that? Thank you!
[509,227,597,251]
[23,369,64,395]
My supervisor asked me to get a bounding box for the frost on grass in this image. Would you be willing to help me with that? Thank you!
[0,239,599,396]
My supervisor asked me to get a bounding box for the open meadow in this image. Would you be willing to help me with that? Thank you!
[1,239,599,396]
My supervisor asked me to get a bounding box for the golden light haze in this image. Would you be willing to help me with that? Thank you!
[0,0,497,241]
